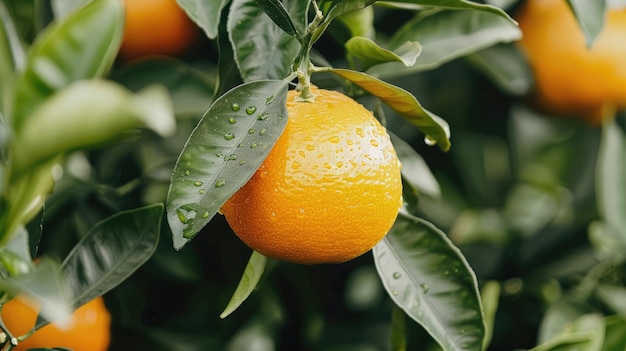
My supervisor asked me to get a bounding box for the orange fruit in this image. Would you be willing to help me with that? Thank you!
[2,296,111,351]
[221,87,403,264]
[516,0,626,124]
[119,0,198,61]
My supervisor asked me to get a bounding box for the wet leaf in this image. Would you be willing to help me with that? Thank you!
[390,0,514,19]
[166,79,289,250]
[373,213,485,351]
[0,1,25,115]
[220,250,268,318]
[327,68,450,151]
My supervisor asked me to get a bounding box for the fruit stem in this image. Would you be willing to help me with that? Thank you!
[292,1,325,102]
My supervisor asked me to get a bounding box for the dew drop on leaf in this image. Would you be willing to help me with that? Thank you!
[224,132,235,140]
[201,212,210,219]
[231,103,240,111]
[259,128,266,136]
[257,112,269,121]
[392,272,402,279]
[215,179,226,187]
[239,160,246,165]
[248,128,255,134]
[265,95,275,105]
[184,170,191,176]
[228,117,236,124]
[420,283,430,294]
[246,106,257,115]
[194,181,203,187]
[424,135,437,146]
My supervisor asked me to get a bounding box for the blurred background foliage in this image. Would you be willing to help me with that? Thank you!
[3,0,626,350]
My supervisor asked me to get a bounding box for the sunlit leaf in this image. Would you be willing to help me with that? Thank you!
[370,9,520,78]
[538,298,589,344]
[227,0,301,81]
[11,80,175,176]
[50,0,90,19]
[345,37,421,71]
[166,80,289,250]
[567,0,607,47]
[373,213,485,351]
[255,0,298,35]
[531,314,604,351]
[12,0,124,131]
[0,1,25,114]
[220,250,268,318]
[0,258,71,326]
[337,6,375,39]
[60,204,162,311]
[480,281,500,350]
[177,0,229,39]
[326,68,450,151]
[314,0,376,44]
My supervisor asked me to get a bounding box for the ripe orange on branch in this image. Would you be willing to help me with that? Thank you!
[119,0,198,61]
[1,296,111,351]
[516,0,626,124]
[221,87,403,265]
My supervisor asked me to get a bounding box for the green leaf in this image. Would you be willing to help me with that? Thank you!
[255,0,299,35]
[11,80,175,176]
[227,0,300,82]
[326,68,451,151]
[337,6,375,39]
[390,304,408,351]
[567,0,607,47]
[345,37,422,71]
[604,314,626,351]
[220,250,268,319]
[538,299,589,344]
[51,0,90,19]
[0,158,59,247]
[595,284,626,314]
[0,258,71,326]
[532,314,605,351]
[373,213,485,351]
[390,133,440,198]
[12,0,124,131]
[465,44,533,96]
[0,225,34,276]
[315,0,376,44]
[596,121,626,246]
[111,58,216,118]
[370,9,520,78]
[177,0,229,39]
[480,281,500,350]
[389,0,514,19]
[0,1,26,114]
[60,204,162,311]
[166,80,289,250]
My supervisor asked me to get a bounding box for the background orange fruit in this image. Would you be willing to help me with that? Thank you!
[221,87,403,265]
[2,296,111,351]
[516,0,626,124]
[119,0,198,61]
